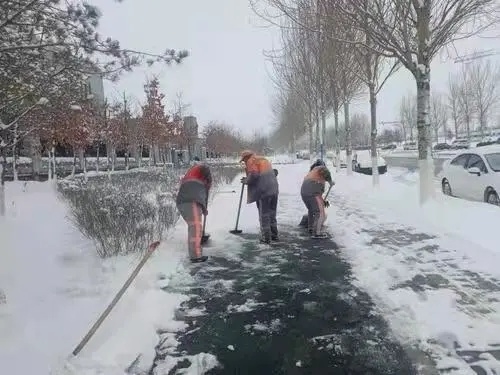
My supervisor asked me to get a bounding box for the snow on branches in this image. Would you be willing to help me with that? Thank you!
[0,0,188,153]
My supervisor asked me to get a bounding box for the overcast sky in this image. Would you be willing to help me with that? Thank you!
[92,0,500,136]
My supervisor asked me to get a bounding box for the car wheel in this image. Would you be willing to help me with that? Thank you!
[486,190,499,206]
[442,179,453,196]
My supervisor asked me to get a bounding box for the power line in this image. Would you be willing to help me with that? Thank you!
[454,49,499,63]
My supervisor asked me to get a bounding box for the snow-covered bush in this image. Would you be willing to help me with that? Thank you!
[58,169,181,257]
[58,165,241,257]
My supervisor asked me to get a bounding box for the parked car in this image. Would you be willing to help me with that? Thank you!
[296,150,310,159]
[381,144,397,150]
[433,143,451,150]
[451,138,470,149]
[477,136,500,147]
[333,156,347,169]
[440,145,500,206]
[352,151,387,175]
[403,141,417,151]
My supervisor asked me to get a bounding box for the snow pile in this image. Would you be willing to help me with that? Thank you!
[326,167,500,373]
[0,181,190,375]
[269,153,296,164]
[333,168,499,254]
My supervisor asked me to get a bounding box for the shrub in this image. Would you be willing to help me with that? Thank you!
[58,164,241,258]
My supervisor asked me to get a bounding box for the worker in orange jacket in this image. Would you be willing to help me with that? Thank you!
[300,163,333,239]
[239,150,279,244]
[176,159,212,262]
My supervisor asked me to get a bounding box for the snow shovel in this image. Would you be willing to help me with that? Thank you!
[201,214,210,244]
[70,241,161,357]
[229,183,245,234]
[324,184,333,201]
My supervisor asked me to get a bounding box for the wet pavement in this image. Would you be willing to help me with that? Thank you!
[150,226,421,375]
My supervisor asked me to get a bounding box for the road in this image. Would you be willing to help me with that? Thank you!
[381,151,453,177]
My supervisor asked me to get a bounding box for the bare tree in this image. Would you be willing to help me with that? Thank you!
[350,113,371,146]
[447,73,462,138]
[322,28,345,171]
[331,0,500,204]
[399,94,417,141]
[457,64,475,139]
[326,0,398,184]
[430,92,448,143]
[468,59,500,135]
[269,88,307,153]
[265,3,323,159]
[173,91,191,119]
[320,4,364,174]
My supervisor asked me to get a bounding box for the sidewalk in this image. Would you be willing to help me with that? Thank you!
[153,218,420,374]
[328,171,500,375]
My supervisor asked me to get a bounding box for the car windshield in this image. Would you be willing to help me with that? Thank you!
[484,153,500,172]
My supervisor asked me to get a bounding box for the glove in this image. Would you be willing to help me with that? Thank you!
[273,169,278,176]
[203,208,208,216]
[240,177,248,184]
[323,200,330,208]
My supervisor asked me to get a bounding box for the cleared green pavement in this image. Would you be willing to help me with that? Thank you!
[151,227,419,375]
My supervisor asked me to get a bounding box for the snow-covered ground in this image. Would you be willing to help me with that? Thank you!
[325,167,500,374]
[1,159,499,374]
[0,181,189,374]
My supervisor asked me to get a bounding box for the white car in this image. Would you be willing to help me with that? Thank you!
[451,138,470,149]
[352,151,387,175]
[440,145,500,205]
[403,141,417,151]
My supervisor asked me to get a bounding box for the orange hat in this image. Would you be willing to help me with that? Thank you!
[239,150,254,162]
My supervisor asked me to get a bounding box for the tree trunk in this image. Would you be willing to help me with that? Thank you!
[369,85,379,186]
[315,106,320,158]
[12,144,17,182]
[111,149,115,172]
[72,151,77,177]
[334,109,340,173]
[106,142,111,164]
[78,148,85,169]
[320,102,326,161]
[83,155,87,181]
[479,112,486,136]
[416,65,434,205]
[344,101,352,176]
[0,148,6,217]
[47,148,52,181]
[51,144,56,181]
[96,146,100,173]
[154,144,160,165]
[29,134,42,180]
[12,123,18,181]
[465,112,471,140]
[308,113,313,159]
[401,124,407,142]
